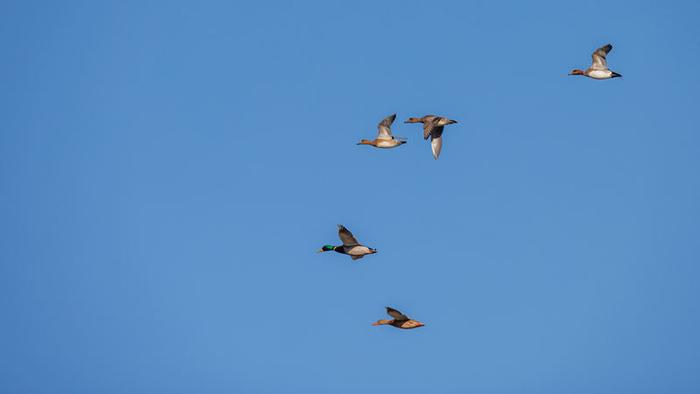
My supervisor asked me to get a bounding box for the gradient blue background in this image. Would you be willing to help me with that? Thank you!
[2,1,700,393]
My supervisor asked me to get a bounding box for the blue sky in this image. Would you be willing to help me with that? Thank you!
[2,1,700,393]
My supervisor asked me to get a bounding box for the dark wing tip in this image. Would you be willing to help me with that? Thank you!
[603,43,613,53]
[379,113,397,127]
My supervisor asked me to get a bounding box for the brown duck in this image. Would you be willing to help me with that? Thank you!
[372,307,425,329]
[404,115,458,159]
[357,113,407,149]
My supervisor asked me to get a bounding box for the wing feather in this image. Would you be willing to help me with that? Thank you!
[337,224,360,247]
[386,307,409,321]
[591,44,612,70]
[377,113,396,140]
[420,116,434,139]
[431,135,443,159]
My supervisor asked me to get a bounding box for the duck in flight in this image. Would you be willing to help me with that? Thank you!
[404,115,458,159]
[357,113,407,149]
[318,224,377,260]
[569,43,622,79]
[372,307,425,329]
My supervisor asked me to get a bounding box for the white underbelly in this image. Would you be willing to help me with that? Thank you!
[587,70,612,79]
[376,140,400,148]
[347,246,371,255]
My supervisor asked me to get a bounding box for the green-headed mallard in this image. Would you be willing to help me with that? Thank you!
[357,113,407,149]
[404,115,458,160]
[569,44,622,79]
[372,307,424,329]
[318,224,377,260]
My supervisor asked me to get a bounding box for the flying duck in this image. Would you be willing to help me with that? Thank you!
[372,307,425,329]
[318,224,377,260]
[569,44,622,79]
[404,115,458,159]
[357,113,407,148]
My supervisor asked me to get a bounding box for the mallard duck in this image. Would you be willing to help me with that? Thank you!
[569,44,622,79]
[357,113,407,149]
[318,224,377,260]
[372,307,424,329]
[404,115,458,159]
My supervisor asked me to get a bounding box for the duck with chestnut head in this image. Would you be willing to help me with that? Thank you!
[404,115,458,160]
[357,113,407,149]
[372,307,425,329]
[318,224,377,260]
[569,43,622,80]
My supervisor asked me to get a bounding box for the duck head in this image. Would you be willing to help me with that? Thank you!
[372,319,392,326]
[569,69,585,76]
[404,117,423,124]
[318,245,336,253]
[357,139,375,146]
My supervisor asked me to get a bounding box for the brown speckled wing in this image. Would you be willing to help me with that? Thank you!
[337,224,360,247]
[423,121,444,140]
[424,122,444,141]
[419,115,437,139]
[386,307,409,321]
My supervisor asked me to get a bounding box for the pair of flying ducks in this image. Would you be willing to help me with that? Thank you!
[318,226,424,329]
[357,113,458,160]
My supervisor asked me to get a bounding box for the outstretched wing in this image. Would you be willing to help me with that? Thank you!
[376,113,396,140]
[337,224,360,247]
[591,44,612,70]
[431,135,442,160]
[418,116,434,139]
[386,307,409,321]
[423,116,448,140]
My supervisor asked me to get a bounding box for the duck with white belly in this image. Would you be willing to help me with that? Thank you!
[569,43,622,80]
[318,224,377,261]
[357,113,407,149]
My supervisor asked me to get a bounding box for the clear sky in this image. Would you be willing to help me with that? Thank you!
[2,1,700,393]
